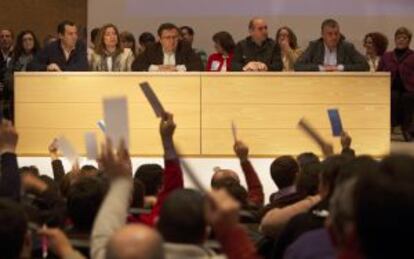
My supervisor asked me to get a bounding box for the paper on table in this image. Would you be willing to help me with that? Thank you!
[139,81,165,118]
[56,136,78,164]
[84,132,98,160]
[103,96,130,149]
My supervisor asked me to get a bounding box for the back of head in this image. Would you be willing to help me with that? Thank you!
[297,152,320,169]
[106,224,164,259]
[211,169,240,189]
[19,165,40,177]
[296,162,322,196]
[319,155,352,199]
[81,165,99,177]
[90,27,100,45]
[139,32,156,45]
[157,189,206,244]
[354,154,414,259]
[67,176,107,232]
[336,155,379,186]
[0,199,28,259]
[134,164,163,196]
[212,177,248,207]
[270,156,298,189]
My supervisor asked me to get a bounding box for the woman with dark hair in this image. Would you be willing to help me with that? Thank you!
[363,32,388,71]
[120,31,137,57]
[275,26,303,71]
[378,27,414,141]
[90,24,134,71]
[206,31,235,71]
[13,30,40,71]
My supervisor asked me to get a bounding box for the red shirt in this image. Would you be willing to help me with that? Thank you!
[206,52,234,71]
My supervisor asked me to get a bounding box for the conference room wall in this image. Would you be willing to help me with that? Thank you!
[0,0,87,47]
[88,0,414,53]
[88,14,413,55]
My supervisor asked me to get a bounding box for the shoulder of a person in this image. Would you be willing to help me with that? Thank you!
[309,38,323,47]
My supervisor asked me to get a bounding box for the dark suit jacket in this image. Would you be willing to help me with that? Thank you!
[131,41,203,71]
[378,49,414,92]
[27,40,88,71]
[231,37,283,71]
[294,38,369,71]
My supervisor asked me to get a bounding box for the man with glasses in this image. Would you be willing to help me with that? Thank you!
[132,23,203,71]
[231,17,283,72]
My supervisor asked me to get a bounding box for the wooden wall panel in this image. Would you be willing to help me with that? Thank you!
[0,0,87,47]
[15,72,390,157]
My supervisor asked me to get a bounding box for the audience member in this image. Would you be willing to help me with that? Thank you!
[275,26,303,71]
[232,17,283,71]
[138,32,156,54]
[28,20,88,71]
[90,24,134,71]
[12,30,40,71]
[132,23,203,71]
[180,25,208,66]
[119,31,137,56]
[363,32,388,71]
[134,163,163,208]
[378,27,414,141]
[0,29,14,119]
[206,31,236,71]
[87,27,100,63]
[295,18,369,71]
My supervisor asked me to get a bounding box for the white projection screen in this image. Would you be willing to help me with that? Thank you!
[88,0,414,55]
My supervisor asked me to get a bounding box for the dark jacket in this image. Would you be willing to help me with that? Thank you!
[0,153,21,201]
[294,38,369,71]
[231,37,283,71]
[28,40,88,71]
[378,49,414,92]
[131,41,203,71]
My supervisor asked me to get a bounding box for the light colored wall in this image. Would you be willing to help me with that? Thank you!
[88,0,414,54]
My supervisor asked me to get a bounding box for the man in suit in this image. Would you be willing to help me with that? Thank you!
[132,23,203,71]
[295,19,369,72]
[231,17,283,72]
[28,20,88,71]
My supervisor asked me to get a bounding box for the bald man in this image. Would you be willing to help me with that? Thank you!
[232,17,283,72]
[106,224,164,259]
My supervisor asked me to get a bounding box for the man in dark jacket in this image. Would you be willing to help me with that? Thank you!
[295,19,369,72]
[231,17,283,72]
[132,23,203,72]
[28,20,88,71]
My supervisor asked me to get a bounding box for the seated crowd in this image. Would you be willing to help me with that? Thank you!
[0,106,413,259]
